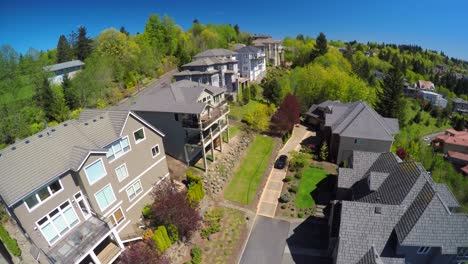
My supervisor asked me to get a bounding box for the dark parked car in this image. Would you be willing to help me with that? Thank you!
[274,155,288,169]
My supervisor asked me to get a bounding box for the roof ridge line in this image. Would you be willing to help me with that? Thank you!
[365,103,395,138]
[336,103,365,134]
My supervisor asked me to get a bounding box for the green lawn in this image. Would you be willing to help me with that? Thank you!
[224,135,275,205]
[223,126,239,142]
[296,168,328,209]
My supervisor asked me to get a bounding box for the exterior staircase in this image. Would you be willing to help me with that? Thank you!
[314,205,327,219]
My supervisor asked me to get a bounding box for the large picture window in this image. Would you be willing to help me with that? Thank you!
[24,180,63,210]
[106,136,131,162]
[95,184,116,211]
[84,159,107,185]
[37,201,79,245]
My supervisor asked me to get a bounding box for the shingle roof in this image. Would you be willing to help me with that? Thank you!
[193,49,237,59]
[173,70,218,76]
[129,80,226,114]
[434,183,461,208]
[235,46,262,54]
[183,57,237,67]
[43,60,84,72]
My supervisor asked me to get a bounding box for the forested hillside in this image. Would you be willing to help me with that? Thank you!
[0,15,251,148]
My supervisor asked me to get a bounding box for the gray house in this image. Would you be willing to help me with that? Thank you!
[129,80,230,171]
[452,98,468,115]
[0,110,170,264]
[43,60,84,85]
[306,100,399,164]
[174,49,244,95]
[329,151,468,264]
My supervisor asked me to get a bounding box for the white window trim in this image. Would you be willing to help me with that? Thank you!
[74,191,92,220]
[151,144,160,158]
[35,199,80,246]
[118,155,166,193]
[417,246,430,255]
[107,136,132,164]
[25,179,64,212]
[126,180,143,201]
[115,163,129,182]
[94,184,117,212]
[108,207,126,227]
[133,127,146,144]
[84,158,107,186]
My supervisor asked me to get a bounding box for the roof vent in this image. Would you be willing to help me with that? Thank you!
[25,140,30,144]
[375,207,382,214]
[51,128,56,132]
[38,134,43,138]
[11,146,16,151]
[93,119,96,122]
[63,123,68,127]
[99,116,104,119]
[84,122,88,126]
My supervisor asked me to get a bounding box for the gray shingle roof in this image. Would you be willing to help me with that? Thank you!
[433,183,461,208]
[183,57,237,67]
[43,60,84,72]
[129,80,226,114]
[0,109,163,206]
[173,70,218,76]
[235,46,262,54]
[193,49,237,59]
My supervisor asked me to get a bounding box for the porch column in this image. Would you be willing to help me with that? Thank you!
[210,127,215,162]
[184,145,190,165]
[89,251,102,264]
[218,121,223,152]
[112,229,125,249]
[226,117,230,143]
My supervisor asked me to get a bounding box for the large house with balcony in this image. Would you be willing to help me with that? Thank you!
[235,46,266,81]
[129,80,230,171]
[174,49,247,96]
[43,60,84,85]
[0,110,170,264]
[252,35,283,66]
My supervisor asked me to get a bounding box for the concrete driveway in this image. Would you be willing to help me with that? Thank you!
[257,125,314,217]
[239,216,290,264]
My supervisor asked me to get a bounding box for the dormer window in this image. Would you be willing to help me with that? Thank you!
[106,136,131,162]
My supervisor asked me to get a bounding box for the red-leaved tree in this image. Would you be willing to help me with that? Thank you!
[151,180,202,239]
[396,147,408,160]
[272,94,301,134]
[118,240,169,264]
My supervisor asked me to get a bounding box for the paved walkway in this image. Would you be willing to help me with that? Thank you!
[257,125,314,217]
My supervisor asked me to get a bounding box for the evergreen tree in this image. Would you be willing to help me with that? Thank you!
[62,74,77,109]
[375,67,405,122]
[76,26,92,61]
[233,24,240,36]
[35,77,53,111]
[56,35,73,63]
[296,34,304,41]
[309,32,328,61]
[120,26,130,36]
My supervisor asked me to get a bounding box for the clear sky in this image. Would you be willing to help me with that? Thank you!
[1,0,467,60]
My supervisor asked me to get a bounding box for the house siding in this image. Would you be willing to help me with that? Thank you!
[12,173,83,251]
[397,245,455,264]
[336,136,392,164]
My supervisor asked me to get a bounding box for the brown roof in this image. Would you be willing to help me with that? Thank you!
[447,151,468,162]
[462,165,468,174]
[417,80,435,90]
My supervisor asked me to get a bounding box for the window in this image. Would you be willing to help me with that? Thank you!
[107,208,125,226]
[84,159,107,185]
[126,180,143,201]
[174,114,179,122]
[106,136,131,162]
[24,180,63,210]
[95,185,116,211]
[37,201,79,245]
[417,247,430,254]
[151,145,160,158]
[133,128,145,144]
[115,164,129,182]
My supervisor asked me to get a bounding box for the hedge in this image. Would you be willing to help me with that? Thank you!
[0,223,21,256]
[152,225,172,253]
[187,173,205,206]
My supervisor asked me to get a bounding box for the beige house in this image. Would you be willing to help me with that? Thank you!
[252,35,283,67]
[0,110,170,264]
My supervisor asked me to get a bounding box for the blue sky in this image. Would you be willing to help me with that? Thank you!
[1,0,467,60]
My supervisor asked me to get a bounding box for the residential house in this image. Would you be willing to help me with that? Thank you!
[252,35,283,67]
[235,46,267,81]
[432,129,468,154]
[129,80,230,171]
[452,98,468,114]
[43,60,84,85]
[404,80,437,98]
[174,49,246,95]
[418,91,448,108]
[329,151,468,264]
[305,100,399,164]
[416,80,436,91]
[0,109,170,264]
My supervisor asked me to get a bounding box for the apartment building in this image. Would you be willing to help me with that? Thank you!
[0,110,170,264]
[129,80,230,171]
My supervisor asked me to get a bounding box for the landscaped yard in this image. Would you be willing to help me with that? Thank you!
[224,135,275,205]
[223,126,240,142]
[296,168,328,209]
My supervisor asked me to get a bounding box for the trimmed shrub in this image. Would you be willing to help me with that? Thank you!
[187,172,205,206]
[0,224,21,256]
[201,208,223,239]
[294,172,302,179]
[166,224,179,243]
[191,246,203,264]
[142,205,151,218]
[279,193,292,203]
[283,176,293,182]
[152,226,172,253]
[288,185,298,193]
[297,212,304,218]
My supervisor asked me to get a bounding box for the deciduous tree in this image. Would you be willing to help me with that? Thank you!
[271,94,300,133]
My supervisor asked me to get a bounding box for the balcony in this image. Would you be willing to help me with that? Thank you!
[186,120,228,147]
[182,102,229,130]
